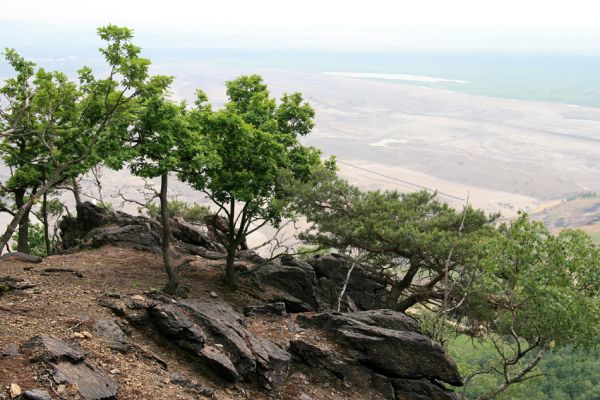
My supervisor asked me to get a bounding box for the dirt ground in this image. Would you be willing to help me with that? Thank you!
[0,245,379,400]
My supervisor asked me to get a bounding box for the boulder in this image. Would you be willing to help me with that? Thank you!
[252,263,321,311]
[199,345,240,381]
[306,254,390,310]
[244,302,287,317]
[292,311,462,400]
[297,311,461,386]
[391,378,462,400]
[21,335,118,400]
[21,335,85,363]
[93,319,131,353]
[22,389,53,400]
[171,217,225,253]
[0,252,43,263]
[106,293,291,389]
[53,360,118,400]
[90,224,160,250]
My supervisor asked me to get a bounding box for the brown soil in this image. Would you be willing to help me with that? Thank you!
[0,245,379,400]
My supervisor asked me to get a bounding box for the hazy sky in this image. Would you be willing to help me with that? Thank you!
[3,0,600,51]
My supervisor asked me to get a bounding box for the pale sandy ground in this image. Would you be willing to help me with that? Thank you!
[3,64,600,247]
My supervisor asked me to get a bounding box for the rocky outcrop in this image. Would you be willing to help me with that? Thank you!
[251,254,397,312]
[305,254,392,310]
[57,202,264,260]
[20,335,118,400]
[251,262,321,311]
[101,292,291,389]
[292,310,462,400]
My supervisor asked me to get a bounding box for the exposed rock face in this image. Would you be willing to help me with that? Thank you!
[102,293,291,389]
[292,310,462,400]
[57,202,263,260]
[252,263,321,311]
[93,319,131,353]
[20,335,118,400]
[252,254,397,313]
[244,302,287,317]
[306,254,391,310]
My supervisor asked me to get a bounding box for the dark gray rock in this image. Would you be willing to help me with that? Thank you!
[53,360,118,400]
[346,309,421,333]
[297,312,462,386]
[306,254,390,310]
[268,292,314,313]
[0,276,36,291]
[21,335,85,363]
[199,345,240,381]
[149,302,207,354]
[299,309,421,334]
[90,224,160,250]
[244,302,287,317]
[42,267,84,278]
[169,372,198,388]
[22,389,53,400]
[2,343,20,357]
[94,319,131,353]
[252,263,320,311]
[392,378,461,400]
[171,217,226,253]
[22,334,118,400]
[0,251,42,263]
[146,297,291,389]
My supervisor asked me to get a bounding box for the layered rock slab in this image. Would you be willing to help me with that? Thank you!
[20,335,118,400]
[293,310,462,400]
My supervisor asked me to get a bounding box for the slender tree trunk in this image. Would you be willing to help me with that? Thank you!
[72,178,83,208]
[14,189,30,254]
[160,173,179,295]
[0,165,67,254]
[42,192,51,255]
[224,199,238,289]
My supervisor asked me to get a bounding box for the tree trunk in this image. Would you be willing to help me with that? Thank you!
[72,178,83,208]
[0,164,67,255]
[224,199,238,289]
[14,189,30,254]
[42,192,51,255]
[159,173,179,295]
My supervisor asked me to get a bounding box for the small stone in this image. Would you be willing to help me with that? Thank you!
[57,385,66,394]
[81,331,93,339]
[73,332,85,339]
[130,295,145,302]
[298,393,313,400]
[65,383,79,396]
[198,386,215,398]
[291,372,307,381]
[2,343,20,357]
[343,381,351,388]
[109,368,120,374]
[23,389,52,400]
[9,383,22,398]
[322,382,330,388]
[209,291,218,298]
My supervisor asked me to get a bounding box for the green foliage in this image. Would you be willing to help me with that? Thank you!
[288,166,497,311]
[179,74,322,287]
[0,24,166,250]
[449,335,600,400]
[458,213,600,350]
[13,223,48,257]
[296,245,332,259]
[145,200,210,223]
